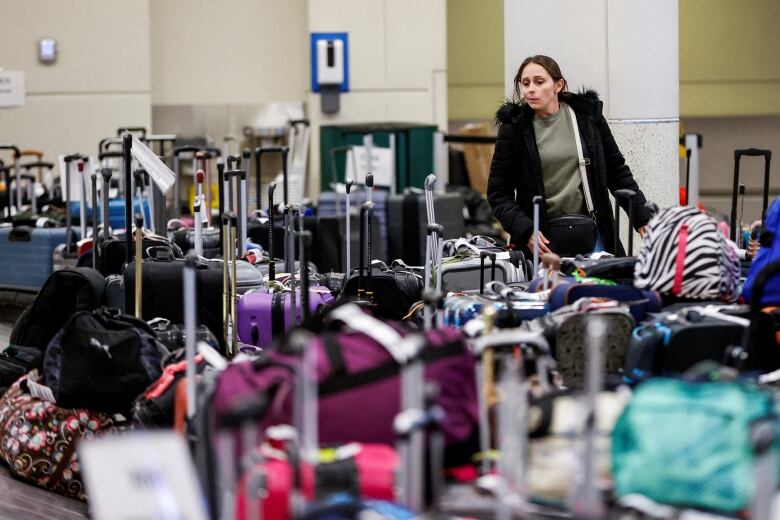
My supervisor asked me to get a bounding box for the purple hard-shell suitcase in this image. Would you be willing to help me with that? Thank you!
[236,286,334,348]
[211,323,478,449]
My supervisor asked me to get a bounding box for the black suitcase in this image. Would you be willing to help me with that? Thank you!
[387,188,464,265]
[123,251,225,353]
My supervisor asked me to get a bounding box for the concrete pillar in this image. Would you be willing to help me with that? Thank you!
[504,0,679,246]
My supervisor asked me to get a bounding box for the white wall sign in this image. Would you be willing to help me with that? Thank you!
[0,71,25,107]
[345,145,394,188]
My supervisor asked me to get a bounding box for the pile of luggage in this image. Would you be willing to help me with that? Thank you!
[2,131,780,519]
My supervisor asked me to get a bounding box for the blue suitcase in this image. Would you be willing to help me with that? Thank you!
[69,199,150,230]
[0,226,80,291]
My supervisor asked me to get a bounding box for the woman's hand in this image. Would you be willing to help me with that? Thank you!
[527,231,552,254]
[637,226,647,238]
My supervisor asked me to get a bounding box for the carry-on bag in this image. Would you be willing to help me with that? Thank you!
[0,374,127,500]
[123,214,226,353]
[612,373,779,515]
[634,206,741,302]
[236,216,334,349]
[42,307,167,415]
[623,300,780,382]
[729,148,771,243]
[338,203,423,320]
[212,304,478,450]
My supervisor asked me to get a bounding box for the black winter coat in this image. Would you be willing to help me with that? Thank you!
[487,90,652,257]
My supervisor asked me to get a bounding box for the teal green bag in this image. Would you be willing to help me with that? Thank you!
[611,377,779,513]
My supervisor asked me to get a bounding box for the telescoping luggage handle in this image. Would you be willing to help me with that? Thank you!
[0,145,21,214]
[267,182,277,281]
[20,160,54,216]
[134,214,144,319]
[221,211,239,356]
[329,145,358,188]
[254,146,290,210]
[731,148,772,242]
[345,178,354,275]
[614,189,637,256]
[532,196,542,277]
[358,201,375,302]
[172,145,200,219]
[91,172,98,269]
[64,153,88,256]
[223,164,247,257]
[100,167,112,241]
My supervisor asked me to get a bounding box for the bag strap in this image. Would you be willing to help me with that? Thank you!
[672,223,689,295]
[328,304,417,363]
[566,104,594,215]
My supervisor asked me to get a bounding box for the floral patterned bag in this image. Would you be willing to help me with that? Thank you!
[0,374,127,500]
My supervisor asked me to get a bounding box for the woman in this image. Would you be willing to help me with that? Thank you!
[488,55,651,258]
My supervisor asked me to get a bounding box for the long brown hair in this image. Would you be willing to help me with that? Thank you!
[512,55,569,103]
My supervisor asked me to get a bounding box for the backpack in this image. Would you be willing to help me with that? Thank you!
[742,197,780,305]
[43,308,167,415]
[10,267,106,352]
[633,206,740,301]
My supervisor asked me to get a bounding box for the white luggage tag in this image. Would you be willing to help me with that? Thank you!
[129,135,175,194]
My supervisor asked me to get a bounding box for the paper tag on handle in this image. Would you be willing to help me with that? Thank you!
[130,135,175,194]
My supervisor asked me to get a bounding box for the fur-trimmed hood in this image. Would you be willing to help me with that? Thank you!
[495,89,602,125]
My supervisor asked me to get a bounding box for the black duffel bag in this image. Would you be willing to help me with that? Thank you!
[338,262,423,321]
[43,308,167,415]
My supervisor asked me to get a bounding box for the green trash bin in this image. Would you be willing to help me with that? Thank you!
[319,122,437,193]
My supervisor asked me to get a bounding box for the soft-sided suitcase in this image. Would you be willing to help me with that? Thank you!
[547,282,661,323]
[387,188,464,265]
[623,304,780,382]
[0,225,80,291]
[123,253,226,353]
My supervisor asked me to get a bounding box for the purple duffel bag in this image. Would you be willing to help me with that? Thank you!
[211,319,478,452]
[236,286,335,348]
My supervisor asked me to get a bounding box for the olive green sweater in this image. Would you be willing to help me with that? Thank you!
[532,102,586,219]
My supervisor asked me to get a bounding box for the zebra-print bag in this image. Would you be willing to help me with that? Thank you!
[633,206,740,301]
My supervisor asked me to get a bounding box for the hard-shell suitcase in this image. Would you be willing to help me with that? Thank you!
[0,225,80,291]
[236,286,334,348]
[237,203,334,349]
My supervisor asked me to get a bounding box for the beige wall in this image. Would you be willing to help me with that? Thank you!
[447,0,504,121]
[306,0,448,196]
[680,0,780,117]
[0,0,151,160]
[149,0,308,105]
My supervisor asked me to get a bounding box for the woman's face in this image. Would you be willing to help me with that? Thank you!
[519,63,564,116]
